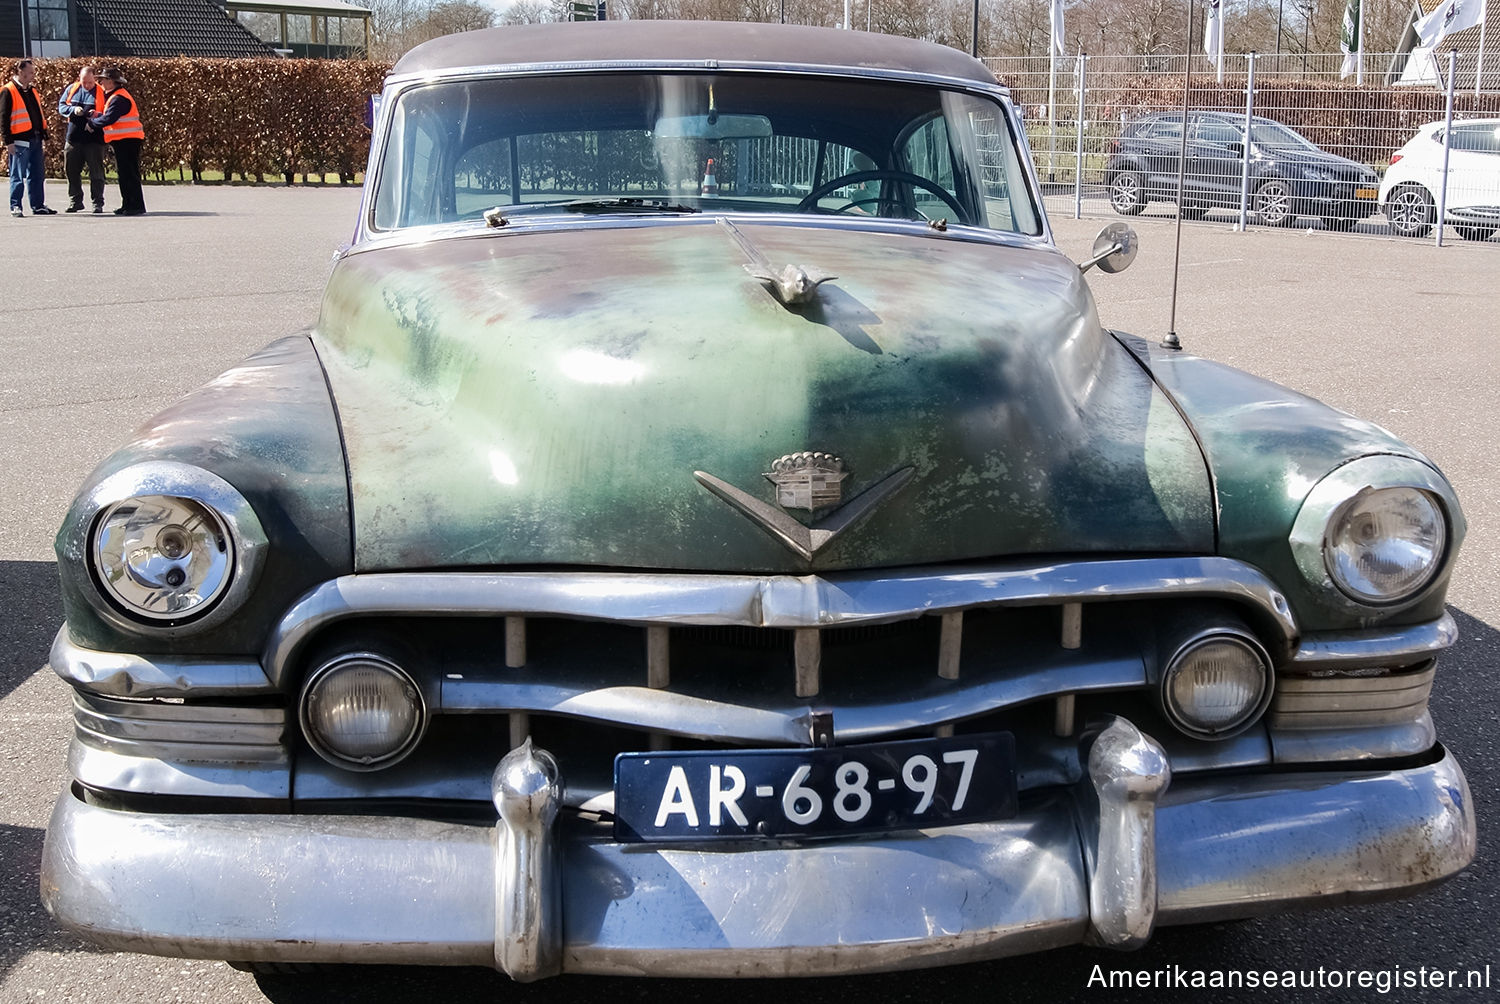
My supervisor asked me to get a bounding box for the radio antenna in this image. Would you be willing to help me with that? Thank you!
[1163,0,1194,351]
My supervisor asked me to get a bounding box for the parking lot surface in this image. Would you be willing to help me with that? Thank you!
[1,185,1495,1002]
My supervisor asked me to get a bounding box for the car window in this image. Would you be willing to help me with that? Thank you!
[1195,121,1241,146]
[1147,116,1183,140]
[898,114,959,219]
[372,72,1042,236]
[1247,120,1318,151]
[1448,123,1500,154]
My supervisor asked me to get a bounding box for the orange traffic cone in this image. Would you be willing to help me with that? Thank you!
[700,158,719,196]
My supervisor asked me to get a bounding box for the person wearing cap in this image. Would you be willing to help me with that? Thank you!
[1,58,58,217]
[58,65,106,214]
[90,66,145,216]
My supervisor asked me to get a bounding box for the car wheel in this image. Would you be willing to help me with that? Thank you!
[1253,180,1294,226]
[1386,184,1434,238]
[1108,170,1146,216]
[1454,224,1497,242]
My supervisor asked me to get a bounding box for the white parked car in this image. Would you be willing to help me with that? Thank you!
[1379,118,1500,240]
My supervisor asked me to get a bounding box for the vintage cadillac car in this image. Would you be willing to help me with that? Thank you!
[41,20,1474,979]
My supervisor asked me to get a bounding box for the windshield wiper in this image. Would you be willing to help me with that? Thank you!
[565,198,701,215]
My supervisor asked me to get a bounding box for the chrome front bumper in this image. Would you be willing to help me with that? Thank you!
[41,720,1475,979]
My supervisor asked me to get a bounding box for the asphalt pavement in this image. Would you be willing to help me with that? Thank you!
[0,186,1496,1002]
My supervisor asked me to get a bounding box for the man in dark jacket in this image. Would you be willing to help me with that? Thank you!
[90,66,145,216]
[1,58,57,217]
[58,65,105,214]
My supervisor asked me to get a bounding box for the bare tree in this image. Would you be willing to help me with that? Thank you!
[501,0,564,23]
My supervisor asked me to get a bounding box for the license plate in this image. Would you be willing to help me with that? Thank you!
[613,732,1017,842]
[1355,187,1378,199]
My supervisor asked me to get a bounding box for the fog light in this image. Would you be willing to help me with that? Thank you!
[1160,632,1272,740]
[300,654,426,770]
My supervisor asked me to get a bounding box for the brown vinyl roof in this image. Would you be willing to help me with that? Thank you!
[392,20,998,86]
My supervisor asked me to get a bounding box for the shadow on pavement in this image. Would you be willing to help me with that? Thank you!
[0,560,59,702]
[0,822,105,976]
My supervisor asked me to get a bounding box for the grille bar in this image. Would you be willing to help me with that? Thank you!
[267,557,1298,689]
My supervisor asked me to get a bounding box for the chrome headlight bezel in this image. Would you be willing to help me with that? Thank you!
[65,462,267,636]
[1290,456,1461,614]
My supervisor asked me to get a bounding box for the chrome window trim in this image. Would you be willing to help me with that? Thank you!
[265,557,1297,689]
[343,212,1058,262]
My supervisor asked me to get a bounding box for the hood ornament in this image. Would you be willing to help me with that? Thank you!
[766,452,848,511]
[719,218,836,308]
[695,455,914,561]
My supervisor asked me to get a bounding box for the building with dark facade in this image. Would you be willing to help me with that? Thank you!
[3,0,369,59]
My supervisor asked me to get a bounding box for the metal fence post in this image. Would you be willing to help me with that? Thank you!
[1239,52,1256,230]
[1075,53,1086,219]
[1436,51,1457,248]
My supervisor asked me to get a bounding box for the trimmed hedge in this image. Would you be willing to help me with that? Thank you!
[25,57,391,183]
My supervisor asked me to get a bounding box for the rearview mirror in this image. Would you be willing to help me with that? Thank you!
[654,114,773,140]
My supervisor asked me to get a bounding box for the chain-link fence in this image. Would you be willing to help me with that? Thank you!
[987,51,1500,244]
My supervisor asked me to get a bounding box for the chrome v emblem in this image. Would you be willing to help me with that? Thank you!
[694,467,915,560]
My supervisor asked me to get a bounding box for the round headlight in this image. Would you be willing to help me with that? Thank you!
[1161,633,1272,740]
[93,495,233,621]
[1324,487,1445,604]
[300,654,426,770]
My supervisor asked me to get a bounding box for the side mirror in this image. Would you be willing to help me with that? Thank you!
[1078,222,1138,275]
[1226,141,1245,157]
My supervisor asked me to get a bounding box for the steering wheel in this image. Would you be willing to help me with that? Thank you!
[796,169,969,224]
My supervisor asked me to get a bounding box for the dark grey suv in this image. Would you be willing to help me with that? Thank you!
[1105,111,1381,229]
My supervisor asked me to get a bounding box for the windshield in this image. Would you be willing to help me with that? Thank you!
[371,72,1041,236]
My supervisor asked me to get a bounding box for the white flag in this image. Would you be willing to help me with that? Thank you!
[1204,0,1223,67]
[1340,0,1361,78]
[1415,0,1486,47]
[1050,0,1065,55]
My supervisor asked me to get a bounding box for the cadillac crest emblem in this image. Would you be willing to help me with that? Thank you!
[766,452,848,511]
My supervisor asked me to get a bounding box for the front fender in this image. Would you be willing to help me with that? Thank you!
[1113,332,1459,631]
[54,335,353,655]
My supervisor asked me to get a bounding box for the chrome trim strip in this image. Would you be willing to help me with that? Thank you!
[42,748,1474,973]
[380,60,1014,103]
[68,743,290,800]
[74,692,284,755]
[70,692,288,787]
[51,628,274,697]
[440,654,1144,744]
[1270,714,1437,764]
[1271,662,1435,728]
[265,557,1297,688]
[1289,613,1457,672]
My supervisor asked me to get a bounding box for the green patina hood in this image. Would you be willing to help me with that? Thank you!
[314,218,1213,573]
